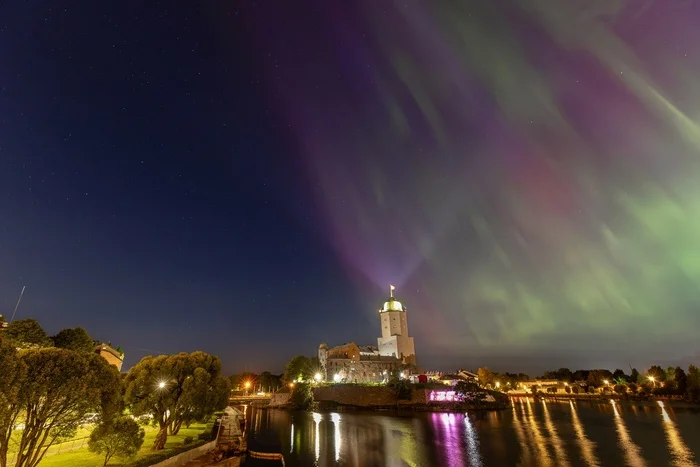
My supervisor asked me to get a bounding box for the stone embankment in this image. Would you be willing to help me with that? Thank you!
[269,385,508,411]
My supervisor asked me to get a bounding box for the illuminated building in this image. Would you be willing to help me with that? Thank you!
[318,286,417,382]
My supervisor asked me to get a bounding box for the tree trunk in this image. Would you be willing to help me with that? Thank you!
[152,426,168,451]
[171,419,183,436]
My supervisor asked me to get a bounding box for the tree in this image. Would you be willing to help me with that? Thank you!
[0,338,28,467]
[283,355,315,382]
[647,365,666,382]
[258,372,281,393]
[627,383,637,393]
[230,372,257,391]
[477,368,495,387]
[0,348,121,467]
[630,368,640,383]
[88,417,145,466]
[587,369,613,387]
[571,385,580,394]
[687,365,700,402]
[387,376,412,400]
[4,319,52,349]
[612,369,627,382]
[53,327,94,353]
[674,367,687,395]
[289,382,314,409]
[171,367,231,434]
[614,384,627,395]
[124,351,229,450]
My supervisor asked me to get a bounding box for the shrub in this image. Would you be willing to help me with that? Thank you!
[290,382,314,409]
[387,377,412,400]
[184,436,193,445]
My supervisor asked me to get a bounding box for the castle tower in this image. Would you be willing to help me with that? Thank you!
[377,285,416,365]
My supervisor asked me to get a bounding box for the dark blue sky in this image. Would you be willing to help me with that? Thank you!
[2,2,700,376]
[0,2,382,373]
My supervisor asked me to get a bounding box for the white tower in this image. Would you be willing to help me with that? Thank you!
[377,285,416,365]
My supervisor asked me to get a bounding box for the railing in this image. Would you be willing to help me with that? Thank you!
[7,436,89,464]
[248,450,286,466]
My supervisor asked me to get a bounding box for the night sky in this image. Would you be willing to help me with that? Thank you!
[2,1,699,376]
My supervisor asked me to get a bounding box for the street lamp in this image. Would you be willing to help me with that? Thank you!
[158,381,166,389]
[244,381,251,395]
[495,382,500,389]
[648,376,656,387]
[314,373,322,383]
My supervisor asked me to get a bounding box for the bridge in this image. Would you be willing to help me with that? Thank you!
[229,393,272,405]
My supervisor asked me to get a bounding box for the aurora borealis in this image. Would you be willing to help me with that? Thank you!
[245,0,700,369]
[2,1,699,373]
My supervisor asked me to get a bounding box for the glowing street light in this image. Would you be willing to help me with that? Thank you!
[603,380,609,385]
[495,382,500,389]
[333,374,342,383]
[157,381,166,389]
[314,373,322,383]
[244,381,252,389]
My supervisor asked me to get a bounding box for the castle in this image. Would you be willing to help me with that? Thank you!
[318,286,417,383]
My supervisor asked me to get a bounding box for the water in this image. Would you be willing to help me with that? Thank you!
[241,399,700,466]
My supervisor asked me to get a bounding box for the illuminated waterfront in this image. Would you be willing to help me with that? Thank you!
[241,399,700,466]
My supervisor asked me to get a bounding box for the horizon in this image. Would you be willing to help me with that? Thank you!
[2,1,699,376]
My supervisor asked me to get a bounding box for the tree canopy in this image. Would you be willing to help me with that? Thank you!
[123,351,230,450]
[283,355,317,382]
[0,348,121,467]
[88,417,145,466]
[52,327,95,353]
[4,319,52,349]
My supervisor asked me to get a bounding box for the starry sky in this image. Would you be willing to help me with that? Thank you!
[2,1,699,376]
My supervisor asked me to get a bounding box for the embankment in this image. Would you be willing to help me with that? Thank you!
[269,385,508,412]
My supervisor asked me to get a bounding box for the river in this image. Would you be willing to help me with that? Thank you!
[239,398,700,466]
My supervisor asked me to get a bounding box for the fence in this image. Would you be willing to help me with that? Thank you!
[7,436,89,464]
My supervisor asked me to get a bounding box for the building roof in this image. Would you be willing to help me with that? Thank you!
[358,345,378,353]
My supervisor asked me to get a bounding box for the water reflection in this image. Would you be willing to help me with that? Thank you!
[331,413,341,462]
[464,413,482,466]
[541,400,570,466]
[569,400,600,467]
[658,401,697,467]
[611,400,646,467]
[242,400,700,467]
[312,412,321,462]
[523,397,553,465]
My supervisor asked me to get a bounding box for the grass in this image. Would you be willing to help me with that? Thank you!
[27,422,210,467]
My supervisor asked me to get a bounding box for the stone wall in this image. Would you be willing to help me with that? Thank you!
[268,393,291,407]
[150,440,216,467]
[312,385,429,407]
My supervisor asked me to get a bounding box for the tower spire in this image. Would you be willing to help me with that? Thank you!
[390,284,395,298]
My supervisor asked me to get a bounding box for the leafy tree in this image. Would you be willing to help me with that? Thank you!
[230,372,257,390]
[630,368,640,383]
[572,370,589,382]
[614,384,627,395]
[674,367,687,395]
[587,369,613,387]
[0,338,28,466]
[477,368,495,387]
[258,372,281,392]
[170,367,230,434]
[627,383,637,393]
[687,365,700,402]
[124,351,229,450]
[53,327,94,353]
[4,319,52,349]
[88,417,145,466]
[665,367,675,382]
[289,382,314,409]
[564,385,571,393]
[647,365,666,382]
[387,376,412,400]
[283,355,315,382]
[612,369,627,382]
[571,385,580,394]
[0,348,121,467]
